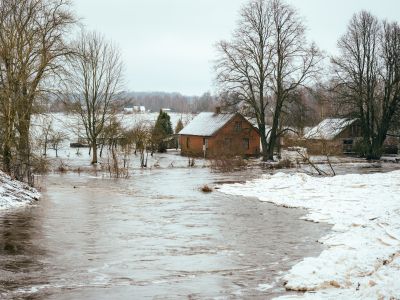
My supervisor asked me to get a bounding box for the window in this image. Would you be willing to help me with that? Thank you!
[342,139,353,153]
[203,138,208,149]
[242,138,250,150]
[186,137,190,149]
[234,121,242,132]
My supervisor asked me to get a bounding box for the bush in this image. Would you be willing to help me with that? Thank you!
[57,161,68,173]
[262,158,294,170]
[276,158,294,169]
[201,185,212,193]
[210,156,247,172]
[31,156,50,174]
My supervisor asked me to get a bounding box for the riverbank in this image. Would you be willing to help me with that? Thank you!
[0,171,40,210]
[219,170,400,299]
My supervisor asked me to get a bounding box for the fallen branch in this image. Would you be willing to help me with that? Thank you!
[296,150,331,176]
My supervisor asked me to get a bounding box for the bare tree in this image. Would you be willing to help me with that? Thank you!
[65,31,124,164]
[266,0,322,159]
[332,11,400,159]
[37,116,54,156]
[0,0,75,181]
[49,131,66,157]
[215,0,274,161]
[215,0,321,161]
[130,121,152,168]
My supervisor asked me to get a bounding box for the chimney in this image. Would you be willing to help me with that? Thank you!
[215,106,221,114]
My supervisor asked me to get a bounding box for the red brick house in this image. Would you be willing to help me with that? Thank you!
[178,111,260,157]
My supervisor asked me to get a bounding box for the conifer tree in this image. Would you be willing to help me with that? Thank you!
[152,110,173,152]
[175,119,184,134]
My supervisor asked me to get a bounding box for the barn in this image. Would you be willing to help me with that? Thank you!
[303,118,361,154]
[178,110,260,158]
[304,118,399,155]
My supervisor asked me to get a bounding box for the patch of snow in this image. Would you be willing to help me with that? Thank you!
[256,283,274,291]
[219,171,400,299]
[0,170,40,210]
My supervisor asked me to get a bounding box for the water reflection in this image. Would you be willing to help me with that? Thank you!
[0,207,50,295]
[1,168,329,299]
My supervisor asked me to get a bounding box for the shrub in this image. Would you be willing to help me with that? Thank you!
[210,156,247,172]
[31,156,50,174]
[57,161,68,173]
[275,158,294,169]
[201,185,212,193]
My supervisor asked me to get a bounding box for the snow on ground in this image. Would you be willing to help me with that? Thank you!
[219,170,400,299]
[0,171,40,210]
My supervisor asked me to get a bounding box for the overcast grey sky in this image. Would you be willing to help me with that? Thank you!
[73,0,400,96]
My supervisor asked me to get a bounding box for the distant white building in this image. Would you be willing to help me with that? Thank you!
[161,108,172,113]
[124,105,146,114]
[123,107,134,114]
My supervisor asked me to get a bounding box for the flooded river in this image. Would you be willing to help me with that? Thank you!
[0,168,329,299]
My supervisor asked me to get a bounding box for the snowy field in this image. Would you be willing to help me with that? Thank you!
[219,171,400,299]
[0,171,40,210]
[31,112,194,142]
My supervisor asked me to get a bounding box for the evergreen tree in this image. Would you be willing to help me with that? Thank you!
[174,119,184,149]
[175,119,184,134]
[152,110,173,152]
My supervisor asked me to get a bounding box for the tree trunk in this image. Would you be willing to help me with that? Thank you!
[44,136,47,156]
[91,140,98,164]
[258,122,269,161]
[2,118,14,174]
[100,143,104,158]
[3,142,12,174]
[366,133,386,160]
[16,116,31,182]
[267,111,280,160]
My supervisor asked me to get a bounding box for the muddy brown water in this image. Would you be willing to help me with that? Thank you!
[0,168,330,299]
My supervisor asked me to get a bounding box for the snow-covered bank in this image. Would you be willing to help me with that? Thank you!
[219,171,400,299]
[0,171,40,210]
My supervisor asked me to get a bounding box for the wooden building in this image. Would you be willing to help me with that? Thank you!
[303,118,399,155]
[178,110,260,158]
[303,118,361,154]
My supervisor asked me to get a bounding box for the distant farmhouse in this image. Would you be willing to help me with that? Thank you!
[179,108,260,157]
[123,105,146,114]
[303,118,361,154]
[303,118,399,155]
[123,106,134,114]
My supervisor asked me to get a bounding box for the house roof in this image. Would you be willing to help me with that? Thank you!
[178,112,237,136]
[304,118,358,140]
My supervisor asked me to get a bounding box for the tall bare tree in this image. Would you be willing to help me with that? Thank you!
[266,0,321,159]
[215,0,274,160]
[0,0,75,181]
[215,0,321,161]
[332,11,400,159]
[66,31,123,164]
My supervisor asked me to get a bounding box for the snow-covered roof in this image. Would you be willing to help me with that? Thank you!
[179,112,237,136]
[304,118,358,140]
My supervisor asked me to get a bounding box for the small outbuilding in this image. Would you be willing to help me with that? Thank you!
[178,110,260,158]
[303,118,361,154]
